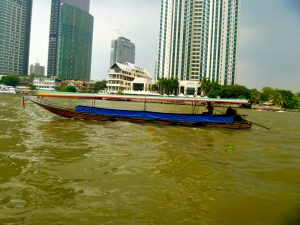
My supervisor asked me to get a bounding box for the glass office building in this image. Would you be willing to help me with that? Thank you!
[47,0,93,81]
[110,37,135,67]
[0,0,32,75]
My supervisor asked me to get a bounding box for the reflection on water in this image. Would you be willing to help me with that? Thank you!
[0,95,300,225]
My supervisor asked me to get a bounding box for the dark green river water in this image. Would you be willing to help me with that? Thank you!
[0,94,300,225]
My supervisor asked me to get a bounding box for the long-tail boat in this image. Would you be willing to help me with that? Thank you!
[24,91,252,129]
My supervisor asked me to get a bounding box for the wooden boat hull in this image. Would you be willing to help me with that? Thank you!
[29,99,252,129]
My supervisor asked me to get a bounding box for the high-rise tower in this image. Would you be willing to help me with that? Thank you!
[156,0,240,89]
[110,37,135,67]
[47,0,93,81]
[0,0,32,75]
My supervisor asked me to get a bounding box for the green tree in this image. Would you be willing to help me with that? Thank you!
[0,75,20,87]
[28,84,36,90]
[19,75,33,84]
[157,78,166,94]
[151,83,159,92]
[157,78,179,95]
[272,91,284,107]
[93,80,107,92]
[286,96,300,109]
[261,87,275,102]
[163,78,171,94]
[219,85,250,99]
[59,85,77,92]
[249,89,261,104]
[199,78,221,97]
[169,78,179,95]
[116,90,123,95]
[276,89,294,108]
[207,82,221,98]
[295,96,300,108]
[199,78,211,96]
[260,88,296,108]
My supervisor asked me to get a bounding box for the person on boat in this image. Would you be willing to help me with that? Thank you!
[206,102,214,114]
[225,106,237,116]
[226,106,242,121]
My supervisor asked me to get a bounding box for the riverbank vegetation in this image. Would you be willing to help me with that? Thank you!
[0,75,20,87]
[151,78,179,95]
[151,78,300,109]
[199,79,300,109]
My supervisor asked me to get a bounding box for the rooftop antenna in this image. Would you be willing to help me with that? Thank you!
[113,29,122,37]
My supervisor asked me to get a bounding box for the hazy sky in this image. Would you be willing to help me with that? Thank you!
[29,0,300,92]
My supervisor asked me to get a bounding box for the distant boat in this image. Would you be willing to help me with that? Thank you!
[24,92,253,129]
[0,85,16,94]
[256,105,285,112]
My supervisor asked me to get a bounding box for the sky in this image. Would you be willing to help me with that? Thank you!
[29,0,300,92]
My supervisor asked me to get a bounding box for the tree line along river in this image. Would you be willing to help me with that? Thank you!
[0,94,300,225]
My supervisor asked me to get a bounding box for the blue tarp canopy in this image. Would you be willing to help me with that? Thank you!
[75,105,234,123]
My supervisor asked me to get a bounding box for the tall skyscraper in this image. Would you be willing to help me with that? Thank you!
[0,0,32,75]
[30,62,45,76]
[110,37,135,67]
[156,0,240,88]
[47,0,93,81]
